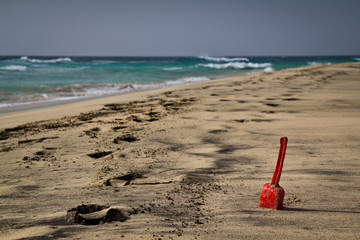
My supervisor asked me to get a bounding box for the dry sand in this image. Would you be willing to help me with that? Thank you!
[0,62,359,239]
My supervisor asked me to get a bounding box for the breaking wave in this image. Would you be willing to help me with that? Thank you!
[198,56,249,62]
[307,61,331,66]
[20,56,72,63]
[163,67,183,71]
[198,62,271,69]
[165,76,210,85]
[0,65,27,71]
[263,67,274,72]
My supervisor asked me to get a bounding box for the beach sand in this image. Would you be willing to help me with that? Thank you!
[1,62,359,239]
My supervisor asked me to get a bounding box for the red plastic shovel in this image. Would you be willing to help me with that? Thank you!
[258,137,288,210]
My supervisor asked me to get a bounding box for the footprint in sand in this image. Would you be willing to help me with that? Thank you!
[112,125,128,131]
[265,103,279,107]
[282,98,301,101]
[113,134,139,143]
[87,150,113,159]
[209,129,228,134]
[105,171,144,187]
[83,127,101,138]
[66,204,132,225]
[22,147,60,166]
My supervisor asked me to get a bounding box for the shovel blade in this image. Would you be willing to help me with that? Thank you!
[258,183,285,210]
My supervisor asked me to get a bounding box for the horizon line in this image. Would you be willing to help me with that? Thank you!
[1,54,359,58]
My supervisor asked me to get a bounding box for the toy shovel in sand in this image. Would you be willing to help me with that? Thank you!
[258,137,288,210]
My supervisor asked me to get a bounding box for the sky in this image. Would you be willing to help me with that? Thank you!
[0,0,360,56]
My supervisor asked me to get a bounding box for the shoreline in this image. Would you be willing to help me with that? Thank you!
[1,62,359,239]
[0,68,264,115]
[0,71,259,129]
[0,62,343,127]
[0,87,164,115]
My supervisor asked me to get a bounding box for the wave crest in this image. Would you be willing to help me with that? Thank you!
[20,56,72,63]
[263,67,274,72]
[198,62,271,69]
[165,76,210,85]
[0,65,27,71]
[163,67,183,71]
[307,61,331,66]
[198,56,249,62]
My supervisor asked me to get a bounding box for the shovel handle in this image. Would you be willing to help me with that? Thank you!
[270,137,288,186]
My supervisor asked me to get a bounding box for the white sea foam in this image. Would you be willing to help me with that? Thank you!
[39,66,90,73]
[163,67,183,71]
[307,61,331,66]
[263,67,274,72]
[199,56,249,62]
[80,85,128,96]
[63,77,210,98]
[198,62,271,69]
[0,65,27,71]
[0,103,12,108]
[354,58,360,61]
[165,76,210,85]
[131,76,211,91]
[0,75,208,109]
[20,56,72,63]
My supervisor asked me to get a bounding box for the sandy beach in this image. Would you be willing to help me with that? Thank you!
[0,62,359,239]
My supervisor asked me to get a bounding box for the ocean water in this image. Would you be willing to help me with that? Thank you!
[0,55,358,110]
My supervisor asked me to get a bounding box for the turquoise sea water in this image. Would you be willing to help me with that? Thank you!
[0,56,359,110]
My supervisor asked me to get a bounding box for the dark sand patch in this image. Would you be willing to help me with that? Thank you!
[88,151,113,159]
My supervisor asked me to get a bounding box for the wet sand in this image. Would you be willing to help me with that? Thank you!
[1,62,359,239]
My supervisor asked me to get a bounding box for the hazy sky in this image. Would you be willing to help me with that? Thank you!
[1,0,359,56]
